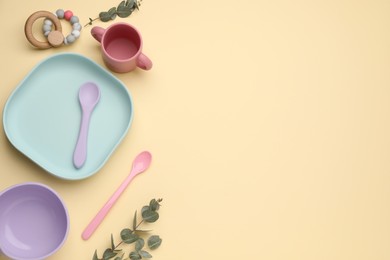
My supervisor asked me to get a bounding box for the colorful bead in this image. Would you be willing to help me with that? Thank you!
[44,19,53,26]
[72,23,82,31]
[42,24,52,32]
[64,10,73,21]
[70,16,79,25]
[66,35,76,44]
[56,9,64,19]
[71,30,80,38]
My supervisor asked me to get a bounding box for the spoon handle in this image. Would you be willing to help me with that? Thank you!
[73,111,91,168]
[82,171,138,240]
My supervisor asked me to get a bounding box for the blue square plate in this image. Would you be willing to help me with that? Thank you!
[3,53,133,180]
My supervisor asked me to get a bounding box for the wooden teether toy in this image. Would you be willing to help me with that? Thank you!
[25,9,82,49]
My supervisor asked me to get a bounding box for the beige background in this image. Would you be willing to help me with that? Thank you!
[1,0,390,259]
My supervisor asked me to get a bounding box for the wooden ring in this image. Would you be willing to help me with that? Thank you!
[24,11,62,49]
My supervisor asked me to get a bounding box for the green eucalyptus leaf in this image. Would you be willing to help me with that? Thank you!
[129,251,142,260]
[147,235,162,250]
[99,11,111,22]
[126,0,135,7]
[135,238,145,251]
[142,209,159,223]
[139,250,152,258]
[108,7,117,20]
[133,210,137,230]
[149,199,160,211]
[117,0,134,18]
[108,7,117,15]
[118,0,125,9]
[114,253,124,260]
[103,248,117,260]
[111,234,115,250]
[121,229,139,244]
[117,8,133,18]
[141,205,150,214]
[121,228,132,236]
[93,250,99,260]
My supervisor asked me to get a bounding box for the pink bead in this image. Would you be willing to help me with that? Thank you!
[64,10,73,21]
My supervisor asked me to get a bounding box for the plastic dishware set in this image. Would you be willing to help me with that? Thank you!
[1,8,153,260]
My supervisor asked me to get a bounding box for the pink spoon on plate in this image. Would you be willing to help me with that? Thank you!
[82,151,152,240]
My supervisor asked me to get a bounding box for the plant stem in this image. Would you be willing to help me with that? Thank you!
[114,240,124,250]
[84,17,100,27]
[135,219,144,229]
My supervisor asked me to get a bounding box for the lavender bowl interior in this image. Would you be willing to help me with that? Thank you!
[0,183,69,260]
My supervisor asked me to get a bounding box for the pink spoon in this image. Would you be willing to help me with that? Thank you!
[73,82,101,169]
[82,151,152,240]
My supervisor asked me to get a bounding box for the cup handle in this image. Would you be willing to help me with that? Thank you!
[91,26,105,43]
[137,53,153,70]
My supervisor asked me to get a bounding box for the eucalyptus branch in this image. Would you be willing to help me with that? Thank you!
[84,0,143,27]
[93,199,163,260]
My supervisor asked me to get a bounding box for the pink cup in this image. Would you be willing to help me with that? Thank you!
[91,23,152,73]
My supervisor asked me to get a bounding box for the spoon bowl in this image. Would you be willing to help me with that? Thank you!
[79,82,100,111]
[132,151,152,173]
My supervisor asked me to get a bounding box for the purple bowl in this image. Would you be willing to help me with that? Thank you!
[0,183,69,260]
